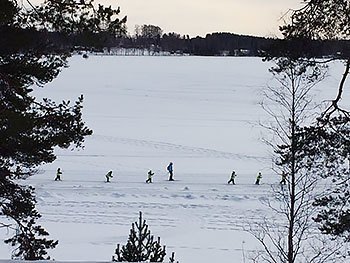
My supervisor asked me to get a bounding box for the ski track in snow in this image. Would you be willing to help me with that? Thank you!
[84,135,268,161]
[35,178,275,231]
[26,173,282,263]
[59,135,269,163]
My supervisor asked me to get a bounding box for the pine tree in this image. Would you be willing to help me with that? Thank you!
[1,179,58,260]
[113,212,169,262]
[301,114,350,242]
[1,0,126,258]
[277,0,350,246]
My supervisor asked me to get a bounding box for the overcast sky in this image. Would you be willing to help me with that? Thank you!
[112,0,302,37]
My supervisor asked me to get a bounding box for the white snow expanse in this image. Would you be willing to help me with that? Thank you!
[0,56,348,262]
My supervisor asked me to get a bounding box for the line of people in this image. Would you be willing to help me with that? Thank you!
[145,162,174,183]
[227,170,287,185]
[227,170,263,185]
[54,162,175,183]
[54,164,288,185]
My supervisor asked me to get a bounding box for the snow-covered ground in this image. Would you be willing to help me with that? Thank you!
[0,56,347,262]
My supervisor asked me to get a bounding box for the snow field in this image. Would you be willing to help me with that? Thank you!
[1,56,348,263]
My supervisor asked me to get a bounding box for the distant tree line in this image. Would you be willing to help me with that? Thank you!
[3,22,350,57]
[116,29,350,57]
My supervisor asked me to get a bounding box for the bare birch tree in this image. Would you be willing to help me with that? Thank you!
[250,58,346,263]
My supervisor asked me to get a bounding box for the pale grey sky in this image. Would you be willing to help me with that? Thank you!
[111,0,302,37]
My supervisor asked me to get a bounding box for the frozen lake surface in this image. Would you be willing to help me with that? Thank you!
[1,56,347,262]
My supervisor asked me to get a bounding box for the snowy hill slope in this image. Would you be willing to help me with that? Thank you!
[0,56,347,263]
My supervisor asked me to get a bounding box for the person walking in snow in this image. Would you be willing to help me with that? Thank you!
[55,167,62,181]
[105,170,113,182]
[167,162,174,181]
[146,170,154,183]
[280,171,287,185]
[255,172,262,185]
[228,170,236,184]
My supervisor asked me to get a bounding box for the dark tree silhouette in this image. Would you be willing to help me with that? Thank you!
[278,0,350,245]
[253,1,350,261]
[0,0,126,259]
